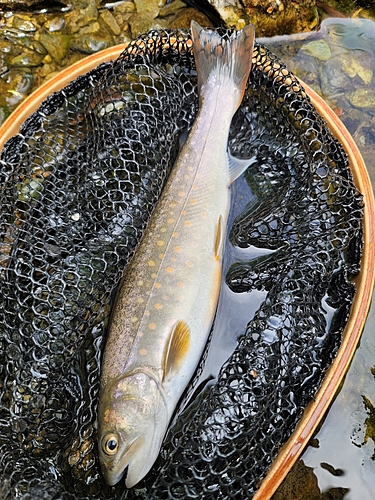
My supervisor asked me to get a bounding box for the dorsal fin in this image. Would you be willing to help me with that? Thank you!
[162,320,191,381]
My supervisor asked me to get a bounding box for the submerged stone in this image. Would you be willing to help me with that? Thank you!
[300,40,332,61]
[348,88,375,109]
[341,56,373,85]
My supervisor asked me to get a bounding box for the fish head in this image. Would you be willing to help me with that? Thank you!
[97,370,168,488]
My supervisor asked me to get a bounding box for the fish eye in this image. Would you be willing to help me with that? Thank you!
[102,433,119,455]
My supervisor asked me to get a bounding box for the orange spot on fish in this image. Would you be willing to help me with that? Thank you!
[201,213,206,218]
[155,303,163,310]
[177,282,184,288]
[167,218,174,224]
[186,261,193,267]
[166,267,174,273]
[149,260,155,267]
[174,246,181,253]
[159,253,164,259]
[157,240,164,246]
[181,210,186,216]
[149,323,156,330]
[144,310,150,316]
[173,232,179,238]
[151,273,157,278]
[155,283,161,288]
[190,199,197,205]
[185,221,192,227]
[178,191,185,197]
[140,348,147,355]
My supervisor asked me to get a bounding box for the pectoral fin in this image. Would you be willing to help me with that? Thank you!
[162,320,191,381]
[228,151,257,184]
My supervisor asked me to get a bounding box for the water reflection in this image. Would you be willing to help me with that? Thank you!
[265,18,375,500]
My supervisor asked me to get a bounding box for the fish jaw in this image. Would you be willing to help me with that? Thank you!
[100,434,145,486]
[97,371,168,488]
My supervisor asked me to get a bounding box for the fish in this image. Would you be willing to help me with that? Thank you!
[97,20,255,488]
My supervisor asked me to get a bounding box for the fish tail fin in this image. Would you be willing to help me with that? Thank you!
[190,21,255,108]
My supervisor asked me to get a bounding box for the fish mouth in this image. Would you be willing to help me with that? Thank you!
[104,435,145,487]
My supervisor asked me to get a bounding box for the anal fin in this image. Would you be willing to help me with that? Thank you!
[228,151,257,184]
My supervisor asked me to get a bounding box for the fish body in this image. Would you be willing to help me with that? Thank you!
[97,21,255,488]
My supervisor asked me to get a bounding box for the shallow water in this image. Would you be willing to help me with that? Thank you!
[263,18,375,500]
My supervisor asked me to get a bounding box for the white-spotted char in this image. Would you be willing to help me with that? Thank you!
[97,21,256,488]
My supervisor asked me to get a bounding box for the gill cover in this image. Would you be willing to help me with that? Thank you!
[97,371,168,487]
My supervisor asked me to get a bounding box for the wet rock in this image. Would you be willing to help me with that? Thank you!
[300,40,332,61]
[0,106,10,124]
[341,54,373,85]
[0,0,63,6]
[129,13,167,38]
[44,17,66,33]
[113,0,135,14]
[79,21,101,34]
[12,15,38,32]
[169,7,214,30]
[9,50,44,67]
[39,61,58,78]
[271,460,320,500]
[70,32,113,53]
[38,32,71,63]
[206,0,319,35]
[348,88,375,110]
[99,10,121,36]
[15,36,48,55]
[64,0,98,34]
[0,39,13,55]
[319,58,352,96]
[341,107,363,136]
[134,0,159,19]
[158,0,186,18]
[2,69,34,107]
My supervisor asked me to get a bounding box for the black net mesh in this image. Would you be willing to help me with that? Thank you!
[0,28,363,499]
